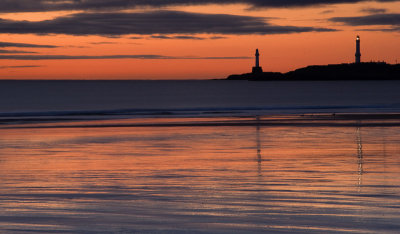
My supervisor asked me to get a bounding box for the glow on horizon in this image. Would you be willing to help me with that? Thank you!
[0,1,399,80]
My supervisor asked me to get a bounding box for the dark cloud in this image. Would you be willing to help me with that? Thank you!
[330,13,400,25]
[240,0,399,8]
[0,54,172,60]
[151,35,206,40]
[0,41,58,48]
[0,65,42,69]
[90,42,118,45]
[330,13,400,32]
[150,35,225,40]
[321,10,335,14]
[0,54,250,60]
[360,7,387,14]
[0,49,37,54]
[210,36,228,39]
[0,11,335,36]
[358,26,400,31]
[0,0,398,12]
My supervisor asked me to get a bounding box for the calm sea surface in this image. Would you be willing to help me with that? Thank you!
[1,80,400,118]
[0,80,400,233]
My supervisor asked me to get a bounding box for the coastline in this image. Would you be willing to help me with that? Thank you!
[227,62,400,81]
[3,112,400,129]
[2,80,400,128]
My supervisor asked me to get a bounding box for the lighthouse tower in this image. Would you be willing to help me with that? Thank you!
[355,35,361,64]
[252,49,263,73]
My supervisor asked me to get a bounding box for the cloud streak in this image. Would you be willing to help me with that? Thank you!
[151,35,226,40]
[0,11,335,36]
[360,7,387,14]
[0,49,37,54]
[330,13,400,25]
[0,54,251,60]
[0,0,398,12]
[0,41,58,48]
[151,35,206,40]
[0,65,42,69]
[330,13,400,31]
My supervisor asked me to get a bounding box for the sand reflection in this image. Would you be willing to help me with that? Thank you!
[0,121,400,233]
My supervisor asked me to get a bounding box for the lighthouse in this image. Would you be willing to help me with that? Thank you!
[255,49,260,67]
[355,35,361,64]
[252,49,263,73]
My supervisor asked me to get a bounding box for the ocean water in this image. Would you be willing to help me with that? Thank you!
[1,80,400,233]
[1,80,400,121]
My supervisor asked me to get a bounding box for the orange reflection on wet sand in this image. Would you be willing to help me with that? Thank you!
[0,120,400,233]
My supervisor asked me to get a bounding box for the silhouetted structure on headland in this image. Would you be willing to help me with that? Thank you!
[227,36,400,81]
[355,35,361,64]
[252,49,263,74]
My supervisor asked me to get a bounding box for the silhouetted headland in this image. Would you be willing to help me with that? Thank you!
[227,62,400,81]
[228,37,400,81]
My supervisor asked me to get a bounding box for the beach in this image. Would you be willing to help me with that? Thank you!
[1,115,400,233]
[1,80,400,233]
[2,0,400,232]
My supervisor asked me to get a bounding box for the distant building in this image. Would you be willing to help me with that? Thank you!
[355,35,361,64]
[252,49,263,73]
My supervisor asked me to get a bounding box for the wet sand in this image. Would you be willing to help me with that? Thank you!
[0,116,400,233]
[2,113,400,129]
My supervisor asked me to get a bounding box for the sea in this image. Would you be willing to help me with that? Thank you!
[1,80,400,119]
[0,80,400,233]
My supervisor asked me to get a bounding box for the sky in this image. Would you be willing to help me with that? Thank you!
[0,0,399,79]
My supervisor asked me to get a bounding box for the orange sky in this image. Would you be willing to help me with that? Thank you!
[0,1,399,79]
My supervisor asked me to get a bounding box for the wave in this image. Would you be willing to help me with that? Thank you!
[1,103,400,124]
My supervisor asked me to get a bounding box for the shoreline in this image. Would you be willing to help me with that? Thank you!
[2,113,400,129]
